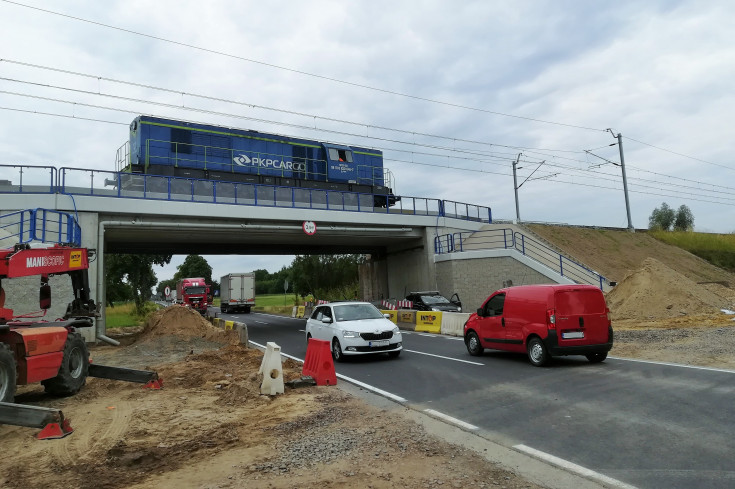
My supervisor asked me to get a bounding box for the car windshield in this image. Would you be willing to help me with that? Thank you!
[333,304,385,321]
[185,286,206,295]
[420,294,450,305]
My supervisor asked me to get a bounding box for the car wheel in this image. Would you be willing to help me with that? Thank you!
[332,338,344,362]
[586,352,608,363]
[527,337,549,367]
[388,350,401,359]
[465,331,484,356]
[221,305,228,314]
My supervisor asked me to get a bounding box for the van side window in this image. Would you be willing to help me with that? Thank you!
[484,294,505,316]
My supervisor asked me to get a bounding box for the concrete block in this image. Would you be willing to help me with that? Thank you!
[234,322,248,345]
[440,312,471,337]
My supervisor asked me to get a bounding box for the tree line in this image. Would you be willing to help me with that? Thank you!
[106,253,363,314]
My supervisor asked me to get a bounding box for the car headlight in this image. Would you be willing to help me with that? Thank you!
[342,330,361,338]
[457,307,462,312]
[392,326,400,334]
[431,307,440,311]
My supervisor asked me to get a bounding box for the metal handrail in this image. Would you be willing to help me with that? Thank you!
[0,208,81,247]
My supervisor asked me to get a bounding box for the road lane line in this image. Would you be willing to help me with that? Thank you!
[253,320,268,324]
[252,312,305,320]
[249,341,407,404]
[514,444,638,489]
[404,349,484,365]
[423,409,478,430]
[609,356,735,374]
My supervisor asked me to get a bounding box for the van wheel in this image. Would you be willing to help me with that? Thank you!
[527,337,549,367]
[332,339,344,362]
[42,333,89,396]
[586,352,608,363]
[465,331,484,356]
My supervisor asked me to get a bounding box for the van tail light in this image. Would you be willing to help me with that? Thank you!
[546,308,556,330]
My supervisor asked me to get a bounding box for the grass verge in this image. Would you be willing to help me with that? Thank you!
[651,231,735,272]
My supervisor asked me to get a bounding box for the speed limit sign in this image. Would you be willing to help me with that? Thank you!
[302,221,317,235]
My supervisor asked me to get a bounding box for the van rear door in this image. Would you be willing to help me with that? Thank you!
[554,289,609,345]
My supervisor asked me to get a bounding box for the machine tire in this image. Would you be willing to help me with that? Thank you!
[527,336,550,367]
[244,306,251,314]
[586,352,608,363]
[0,343,16,403]
[42,332,89,396]
[332,338,344,363]
[465,331,484,356]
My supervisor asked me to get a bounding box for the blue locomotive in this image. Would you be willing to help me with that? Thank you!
[116,115,397,205]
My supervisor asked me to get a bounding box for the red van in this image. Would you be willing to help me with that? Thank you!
[463,284,613,366]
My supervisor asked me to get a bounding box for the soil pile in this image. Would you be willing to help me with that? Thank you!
[606,257,728,320]
[141,305,238,344]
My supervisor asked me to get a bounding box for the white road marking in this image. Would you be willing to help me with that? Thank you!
[404,349,484,365]
[423,409,478,430]
[253,320,267,324]
[248,341,407,403]
[253,312,306,320]
[610,356,735,374]
[514,444,638,489]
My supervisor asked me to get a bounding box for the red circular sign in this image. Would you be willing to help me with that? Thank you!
[302,221,317,235]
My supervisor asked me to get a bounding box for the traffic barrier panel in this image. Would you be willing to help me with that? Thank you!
[416,311,442,333]
[292,306,298,318]
[234,322,249,345]
[440,312,472,336]
[224,320,234,330]
[259,342,284,395]
[302,338,337,386]
[297,306,306,318]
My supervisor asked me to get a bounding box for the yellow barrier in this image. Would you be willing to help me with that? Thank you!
[225,320,234,330]
[297,306,306,318]
[416,311,442,333]
[381,310,398,324]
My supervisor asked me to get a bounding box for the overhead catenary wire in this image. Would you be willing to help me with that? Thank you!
[0,2,606,133]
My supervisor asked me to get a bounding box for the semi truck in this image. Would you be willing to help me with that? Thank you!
[115,115,399,207]
[176,277,209,315]
[219,273,255,314]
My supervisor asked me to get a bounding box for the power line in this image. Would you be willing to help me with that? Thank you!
[0,1,607,133]
[624,135,735,172]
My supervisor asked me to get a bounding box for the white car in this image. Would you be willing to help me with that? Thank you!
[305,302,403,361]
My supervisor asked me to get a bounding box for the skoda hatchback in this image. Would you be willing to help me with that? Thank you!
[305,302,402,361]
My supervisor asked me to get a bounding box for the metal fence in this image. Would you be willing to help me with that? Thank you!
[434,228,607,289]
[0,164,491,223]
[0,208,81,247]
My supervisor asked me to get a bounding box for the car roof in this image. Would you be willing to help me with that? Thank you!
[408,291,442,295]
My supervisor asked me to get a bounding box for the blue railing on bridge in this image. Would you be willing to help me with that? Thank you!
[434,228,607,290]
[0,208,81,247]
[0,164,492,223]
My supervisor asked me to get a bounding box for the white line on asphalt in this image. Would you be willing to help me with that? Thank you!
[253,320,267,324]
[609,356,735,374]
[253,312,305,320]
[249,341,408,404]
[404,349,484,365]
[423,409,478,430]
[513,444,638,489]
[417,333,435,337]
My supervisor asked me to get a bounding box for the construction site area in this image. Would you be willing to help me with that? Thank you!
[2,224,735,488]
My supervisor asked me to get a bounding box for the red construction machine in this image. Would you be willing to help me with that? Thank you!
[0,209,161,439]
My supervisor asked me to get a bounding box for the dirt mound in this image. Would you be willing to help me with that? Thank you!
[606,257,728,320]
[140,305,238,344]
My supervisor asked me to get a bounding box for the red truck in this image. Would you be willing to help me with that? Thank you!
[176,277,209,315]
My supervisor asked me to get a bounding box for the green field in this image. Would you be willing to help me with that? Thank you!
[105,302,142,328]
[651,230,735,271]
[254,293,303,307]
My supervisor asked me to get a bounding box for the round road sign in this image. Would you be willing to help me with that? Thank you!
[164,286,171,297]
[302,221,317,235]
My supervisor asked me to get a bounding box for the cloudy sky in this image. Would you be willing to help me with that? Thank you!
[1,1,734,282]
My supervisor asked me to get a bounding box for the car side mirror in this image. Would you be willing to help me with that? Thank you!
[383,313,391,319]
[476,307,484,316]
[321,317,333,324]
[40,283,51,310]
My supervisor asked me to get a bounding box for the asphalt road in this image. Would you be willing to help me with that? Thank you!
[217,309,735,489]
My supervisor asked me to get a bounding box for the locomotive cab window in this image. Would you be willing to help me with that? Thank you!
[328,148,353,163]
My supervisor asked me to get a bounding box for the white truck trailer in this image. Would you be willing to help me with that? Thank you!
[220,273,256,314]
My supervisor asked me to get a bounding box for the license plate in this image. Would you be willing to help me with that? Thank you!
[562,331,584,339]
[369,340,389,347]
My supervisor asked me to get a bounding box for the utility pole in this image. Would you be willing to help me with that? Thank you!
[608,129,635,232]
[512,153,521,223]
